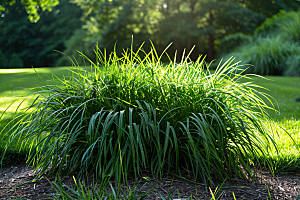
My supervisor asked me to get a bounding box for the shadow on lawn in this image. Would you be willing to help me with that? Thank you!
[0,111,30,166]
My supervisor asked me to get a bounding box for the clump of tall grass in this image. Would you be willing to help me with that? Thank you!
[254,10,297,38]
[2,43,277,186]
[226,36,300,76]
[285,55,300,76]
[278,11,300,43]
[224,11,300,76]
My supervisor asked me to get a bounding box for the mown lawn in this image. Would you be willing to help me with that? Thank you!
[0,67,300,173]
[0,67,72,157]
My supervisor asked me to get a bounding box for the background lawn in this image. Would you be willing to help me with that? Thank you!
[0,67,71,159]
[0,66,300,173]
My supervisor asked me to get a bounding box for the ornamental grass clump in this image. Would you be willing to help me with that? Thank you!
[2,44,277,186]
[232,36,300,76]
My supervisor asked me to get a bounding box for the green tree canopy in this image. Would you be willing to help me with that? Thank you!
[0,0,59,22]
[236,0,300,17]
[0,0,83,67]
[73,0,265,61]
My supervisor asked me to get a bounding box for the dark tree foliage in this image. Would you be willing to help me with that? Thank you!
[0,0,83,67]
[0,0,58,22]
[74,0,265,61]
[9,53,23,68]
[56,29,95,67]
[236,0,300,17]
[216,33,252,57]
[0,49,7,68]
[197,1,264,61]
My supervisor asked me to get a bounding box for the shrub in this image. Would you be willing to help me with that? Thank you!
[0,50,8,68]
[279,12,300,43]
[284,54,300,76]
[226,36,300,75]
[3,44,277,186]
[0,50,8,69]
[216,33,252,57]
[9,53,24,68]
[225,11,300,76]
[254,10,297,37]
[56,29,95,67]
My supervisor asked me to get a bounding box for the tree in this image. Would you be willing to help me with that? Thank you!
[74,0,264,61]
[9,53,24,68]
[0,49,7,68]
[56,29,95,66]
[0,0,59,22]
[0,0,83,67]
[198,1,264,61]
[236,0,300,17]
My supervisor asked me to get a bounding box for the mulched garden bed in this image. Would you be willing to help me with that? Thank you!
[1,161,300,200]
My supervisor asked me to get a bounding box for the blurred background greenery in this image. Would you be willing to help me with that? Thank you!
[1,0,300,73]
[1,2,300,197]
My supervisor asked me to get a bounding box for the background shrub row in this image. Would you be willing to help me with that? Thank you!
[217,10,300,76]
[0,50,24,68]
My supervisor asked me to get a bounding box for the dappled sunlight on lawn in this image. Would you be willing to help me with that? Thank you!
[0,90,28,99]
[275,118,300,151]
[0,89,34,113]
[0,66,71,74]
[264,118,300,172]
[239,75,300,120]
[0,68,36,74]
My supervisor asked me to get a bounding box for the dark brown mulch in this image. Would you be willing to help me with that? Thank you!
[0,162,300,200]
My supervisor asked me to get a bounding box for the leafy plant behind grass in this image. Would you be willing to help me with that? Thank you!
[2,43,277,186]
[228,36,300,76]
[254,10,297,38]
[216,33,252,58]
[278,11,300,44]
[285,54,300,77]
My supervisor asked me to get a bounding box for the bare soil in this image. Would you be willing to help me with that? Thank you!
[1,161,300,200]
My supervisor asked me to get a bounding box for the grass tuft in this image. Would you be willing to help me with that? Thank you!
[2,44,278,186]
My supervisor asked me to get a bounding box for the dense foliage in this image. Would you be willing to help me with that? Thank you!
[0,49,7,68]
[279,12,300,44]
[237,0,300,17]
[1,0,299,67]
[216,33,252,57]
[242,36,300,75]
[0,0,83,67]
[221,11,300,76]
[4,45,277,186]
[55,29,95,67]
[254,10,298,37]
[74,0,266,62]
[0,0,58,22]
[72,0,300,62]
[9,53,23,68]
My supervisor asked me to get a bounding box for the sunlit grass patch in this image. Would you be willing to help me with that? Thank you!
[0,67,73,163]
[267,119,300,172]
[236,75,300,173]
[243,76,300,120]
